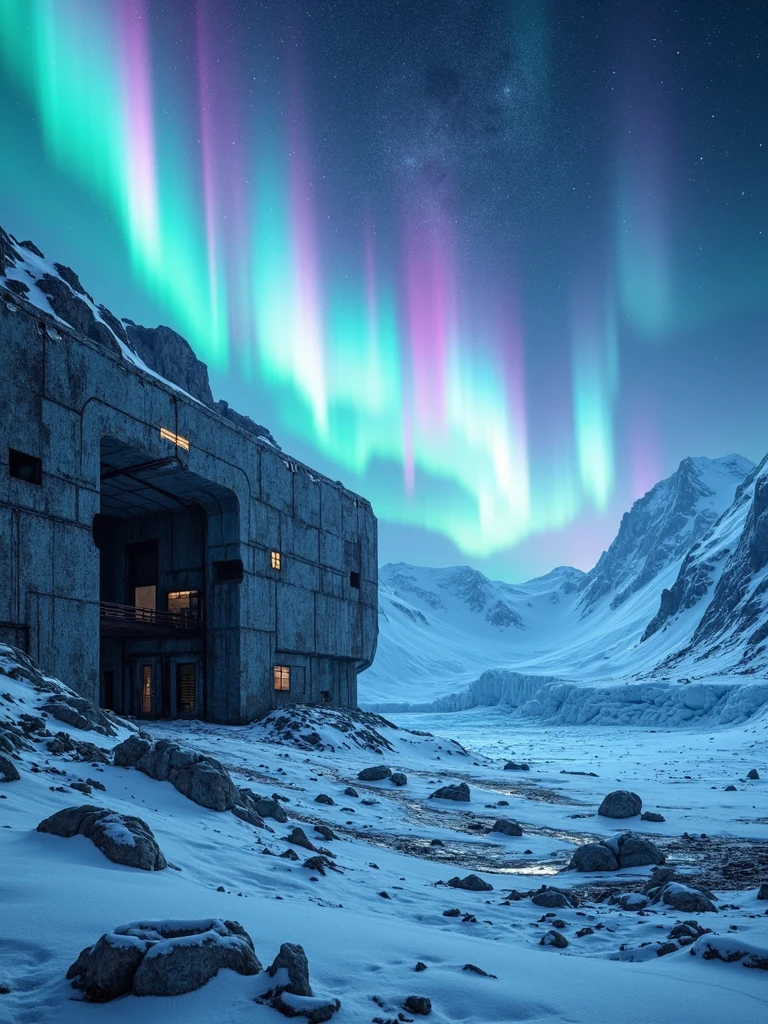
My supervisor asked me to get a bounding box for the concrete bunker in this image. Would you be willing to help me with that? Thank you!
[95,435,240,720]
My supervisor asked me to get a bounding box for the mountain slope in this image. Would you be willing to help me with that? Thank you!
[363,455,758,710]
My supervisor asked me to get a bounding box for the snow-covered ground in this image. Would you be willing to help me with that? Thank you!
[1,646,766,1024]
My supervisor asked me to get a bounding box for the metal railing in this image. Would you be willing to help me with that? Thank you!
[99,601,200,632]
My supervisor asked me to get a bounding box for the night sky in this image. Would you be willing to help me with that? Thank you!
[1,1,765,580]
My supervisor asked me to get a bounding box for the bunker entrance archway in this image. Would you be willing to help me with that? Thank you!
[96,436,239,720]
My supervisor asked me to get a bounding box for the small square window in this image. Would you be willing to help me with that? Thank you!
[9,448,42,484]
[274,665,291,691]
[349,570,361,589]
[271,550,281,571]
[320,690,331,704]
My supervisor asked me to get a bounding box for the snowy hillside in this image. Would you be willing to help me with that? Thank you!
[363,455,767,717]
[2,644,767,1024]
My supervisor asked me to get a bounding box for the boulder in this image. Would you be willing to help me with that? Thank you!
[0,753,20,781]
[315,793,334,805]
[640,811,665,822]
[429,782,470,802]
[232,804,267,829]
[113,737,239,812]
[503,761,530,771]
[598,790,642,818]
[491,818,523,836]
[655,882,717,914]
[67,920,259,1000]
[268,942,312,996]
[757,883,768,900]
[390,772,407,787]
[343,786,358,797]
[531,890,571,909]
[446,874,493,891]
[357,765,391,782]
[690,935,768,971]
[404,995,432,1015]
[604,832,665,868]
[314,825,337,841]
[747,768,760,780]
[610,892,650,910]
[286,827,317,852]
[568,843,618,872]
[37,805,166,870]
[540,930,568,948]
[67,934,150,1002]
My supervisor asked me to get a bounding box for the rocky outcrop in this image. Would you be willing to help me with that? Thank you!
[41,692,117,737]
[491,818,523,836]
[123,322,214,405]
[0,753,20,781]
[446,874,492,891]
[67,920,260,1000]
[357,765,391,781]
[579,455,751,612]
[37,805,166,870]
[112,736,239,812]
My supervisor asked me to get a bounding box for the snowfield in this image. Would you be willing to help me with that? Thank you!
[1,646,766,1024]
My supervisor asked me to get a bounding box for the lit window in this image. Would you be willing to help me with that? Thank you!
[273,665,291,691]
[160,427,190,451]
[141,664,152,714]
[168,590,200,623]
[271,550,281,570]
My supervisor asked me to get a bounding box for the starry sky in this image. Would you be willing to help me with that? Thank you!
[0,0,765,580]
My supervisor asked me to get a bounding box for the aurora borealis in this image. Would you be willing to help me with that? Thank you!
[0,1,765,579]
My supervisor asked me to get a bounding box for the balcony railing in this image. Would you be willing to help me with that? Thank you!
[99,601,201,636]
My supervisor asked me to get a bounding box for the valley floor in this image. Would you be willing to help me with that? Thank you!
[1,668,766,1024]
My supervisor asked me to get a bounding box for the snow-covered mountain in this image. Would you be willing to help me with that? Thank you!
[363,454,766,715]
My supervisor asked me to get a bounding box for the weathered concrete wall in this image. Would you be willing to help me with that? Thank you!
[0,289,378,722]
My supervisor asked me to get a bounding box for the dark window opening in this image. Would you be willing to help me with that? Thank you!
[127,541,158,610]
[177,663,197,715]
[320,690,331,703]
[213,558,244,582]
[102,669,115,711]
[9,448,42,484]
[349,571,361,589]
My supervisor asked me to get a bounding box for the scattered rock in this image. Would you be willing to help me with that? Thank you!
[653,882,717,914]
[403,995,431,1015]
[280,849,300,861]
[37,805,166,870]
[656,941,678,957]
[414,961,427,972]
[47,732,110,763]
[690,935,768,971]
[0,753,20,782]
[531,890,571,909]
[757,883,768,900]
[390,772,407,787]
[357,765,391,782]
[576,927,594,938]
[67,920,260,1000]
[446,874,492,892]
[724,785,737,791]
[315,794,334,805]
[313,825,337,841]
[343,786,358,797]
[568,843,618,872]
[442,908,461,917]
[747,769,760,780]
[268,942,313,996]
[603,832,665,868]
[40,692,116,736]
[429,782,470,802]
[610,892,650,910]
[503,762,530,771]
[463,963,494,977]
[640,811,665,822]
[540,930,568,948]
[597,790,642,818]
[491,818,523,837]
[286,827,317,852]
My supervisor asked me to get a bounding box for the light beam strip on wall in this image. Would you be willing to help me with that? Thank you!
[160,427,190,451]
